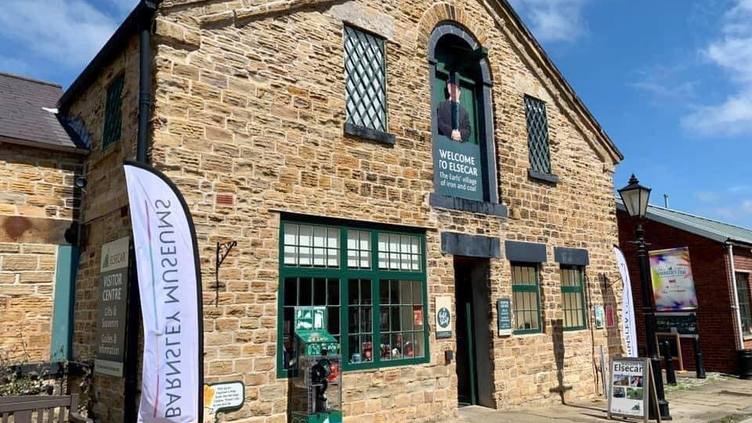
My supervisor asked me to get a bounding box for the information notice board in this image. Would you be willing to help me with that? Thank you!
[94,237,130,377]
[608,357,660,422]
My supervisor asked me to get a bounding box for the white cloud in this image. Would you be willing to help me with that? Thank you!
[0,0,136,76]
[508,0,589,43]
[681,0,752,136]
[630,65,698,104]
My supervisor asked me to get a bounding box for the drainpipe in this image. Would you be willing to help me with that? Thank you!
[136,0,159,164]
[125,1,160,421]
[729,244,744,350]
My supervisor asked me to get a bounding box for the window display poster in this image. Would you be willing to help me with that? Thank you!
[649,247,698,311]
[608,358,649,421]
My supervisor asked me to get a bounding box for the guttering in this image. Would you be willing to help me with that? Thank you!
[729,243,744,350]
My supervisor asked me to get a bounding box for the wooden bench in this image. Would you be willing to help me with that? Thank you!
[0,394,91,422]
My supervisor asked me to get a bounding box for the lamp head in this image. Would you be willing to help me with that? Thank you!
[619,174,651,219]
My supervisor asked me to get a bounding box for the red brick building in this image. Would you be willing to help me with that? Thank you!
[617,203,752,374]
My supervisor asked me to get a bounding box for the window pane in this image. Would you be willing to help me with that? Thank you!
[561,266,586,329]
[328,278,339,305]
[525,95,551,174]
[299,278,312,305]
[344,26,387,132]
[283,224,340,268]
[378,233,422,271]
[347,230,371,269]
[512,264,540,333]
[103,75,124,148]
[737,273,752,336]
[281,277,339,371]
[279,222,428,373]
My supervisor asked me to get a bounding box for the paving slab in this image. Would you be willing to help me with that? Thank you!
[453,373,752,423]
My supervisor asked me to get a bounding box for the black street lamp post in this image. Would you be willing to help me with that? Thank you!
[619,174,672,420]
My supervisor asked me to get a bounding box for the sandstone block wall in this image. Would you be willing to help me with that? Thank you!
[63,35,141,422]
[140,0,626,421]
[0,142,82,362]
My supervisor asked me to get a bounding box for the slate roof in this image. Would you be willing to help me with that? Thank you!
[0,71,85,153]
[617,200,752,246]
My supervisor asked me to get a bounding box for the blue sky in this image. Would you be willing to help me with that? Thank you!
[1,0,751,227]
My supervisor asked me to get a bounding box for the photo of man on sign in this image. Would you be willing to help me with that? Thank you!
[437,75,471,142]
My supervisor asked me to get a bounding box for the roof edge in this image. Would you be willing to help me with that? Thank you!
[0,71,62,88]
[58,2,148,110]
[0,135,89,156]
[495,0,623,162]
[616,200,752,246]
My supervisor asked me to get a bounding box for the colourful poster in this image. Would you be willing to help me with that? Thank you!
[649,247,698,311]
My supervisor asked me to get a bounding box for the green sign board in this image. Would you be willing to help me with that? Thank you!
[497,298,512,336]
[434,136,483,201]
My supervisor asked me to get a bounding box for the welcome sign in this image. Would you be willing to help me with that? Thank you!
[649,247,698,311]
[434,136,483,201]
[125,161,203,423]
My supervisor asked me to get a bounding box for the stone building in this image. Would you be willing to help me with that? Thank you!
[20,0,626,421]
[0,72,86,363]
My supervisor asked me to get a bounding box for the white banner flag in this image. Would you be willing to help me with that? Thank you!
[124,161,203,422]
[613,246,637,358]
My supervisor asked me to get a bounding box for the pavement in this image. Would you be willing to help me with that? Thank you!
[455,372,752,423]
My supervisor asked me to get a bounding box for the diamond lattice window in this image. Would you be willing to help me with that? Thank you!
[102,74,124,149]
[524,95,552,175]
[344,26,387,133]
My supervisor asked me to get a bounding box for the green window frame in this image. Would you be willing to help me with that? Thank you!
[736,272,752,339]
[524,95,552,175]
[277,219,429,378]
[102,74,124,149]
[560,265,587,331]
[511,263,542,334]
[344,25,387,133]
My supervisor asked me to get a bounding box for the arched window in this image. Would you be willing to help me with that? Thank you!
[427,24,505,216]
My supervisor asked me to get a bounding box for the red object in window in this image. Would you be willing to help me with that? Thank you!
[362,342,372,361]
[327,362,339,382]
[413,307,423,327]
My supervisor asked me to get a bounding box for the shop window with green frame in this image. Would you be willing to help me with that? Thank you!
[278,220,429,378]
[512,263,542,334]
[560,265,587,331]
[102,74,124,149]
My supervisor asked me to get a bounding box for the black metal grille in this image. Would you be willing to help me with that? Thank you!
[524,96,551,174]
[344,26,386,132]
[102,75,124,149]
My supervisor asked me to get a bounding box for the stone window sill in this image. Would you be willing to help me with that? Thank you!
[429,193,508,217]
[344,122,395,145]
[528,169,559,185]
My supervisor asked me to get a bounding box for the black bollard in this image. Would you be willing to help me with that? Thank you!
[661,340,677,385]
[693,336,706,379]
